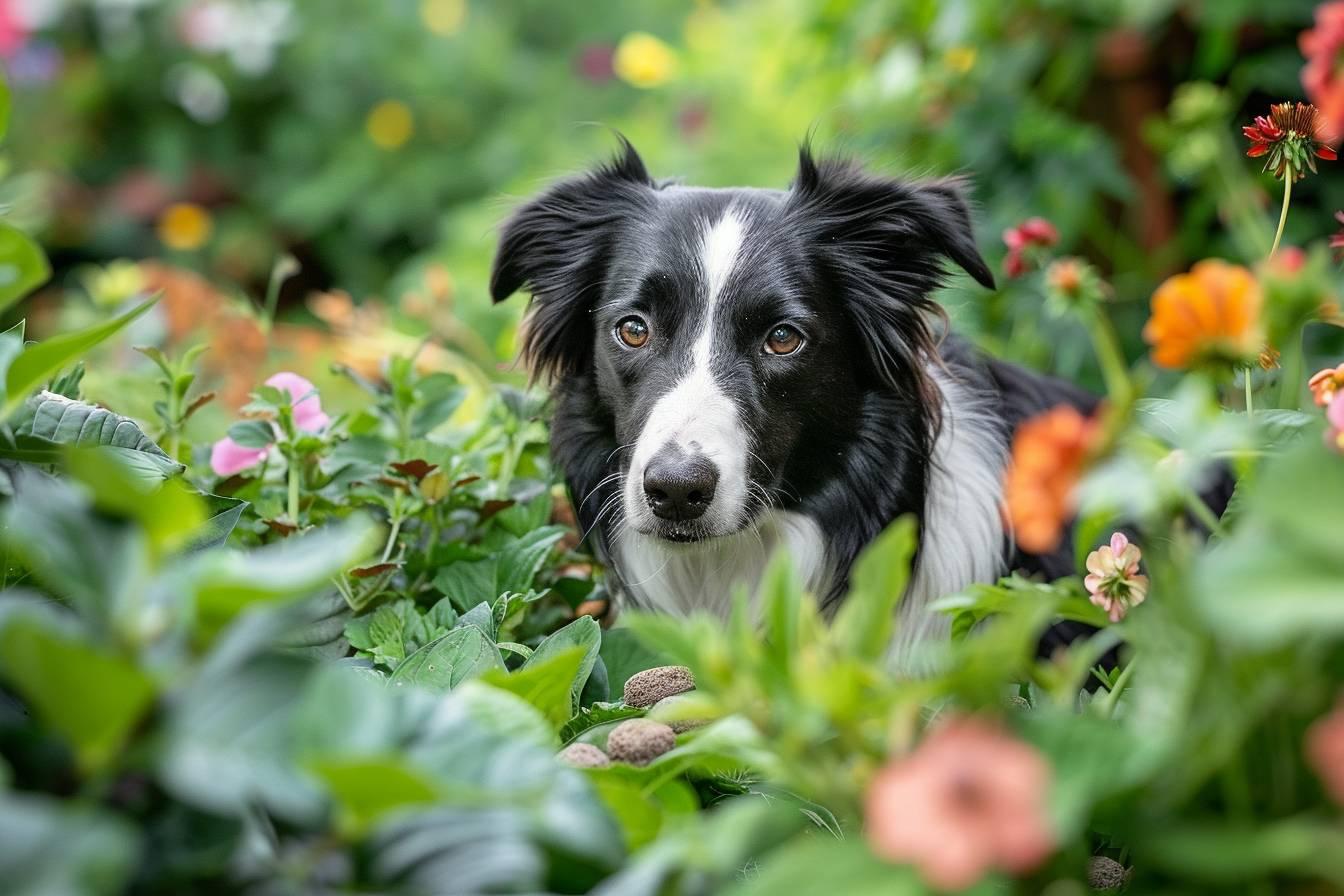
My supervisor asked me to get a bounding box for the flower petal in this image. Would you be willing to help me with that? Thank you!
[1329,393,1344,431]
[210,437,270,476]
[265,371,329,432]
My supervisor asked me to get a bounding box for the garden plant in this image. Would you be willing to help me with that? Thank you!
[3,2,1344,895]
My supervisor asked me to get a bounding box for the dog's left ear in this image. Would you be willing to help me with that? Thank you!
[491,139,654,380]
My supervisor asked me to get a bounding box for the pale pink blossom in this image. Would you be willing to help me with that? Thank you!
[208,372,328,476]
[865,716,1056,890]
[1084,532,1149,623]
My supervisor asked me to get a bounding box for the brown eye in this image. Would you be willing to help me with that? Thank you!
[616,317,650,348]
[764,324,803,356]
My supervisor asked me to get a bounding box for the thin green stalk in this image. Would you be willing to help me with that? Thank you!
[1185,490,1226,538]
[1269,175,1292,261]
[287,454,300,524]
[1243,368,1254,419]
[1099,658,1137,718]
[381,493,404,563]
[1087,308,1132,405]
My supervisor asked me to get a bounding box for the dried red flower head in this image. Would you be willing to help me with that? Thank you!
[1002,217,1059,279]
[1243,102,1337,181]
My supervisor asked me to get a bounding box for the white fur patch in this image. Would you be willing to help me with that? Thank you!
[622,208,750,536]
[612,509,832,618]
[888,370,1008,671]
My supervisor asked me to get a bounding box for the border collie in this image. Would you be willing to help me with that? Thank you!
[490,142,1097,659]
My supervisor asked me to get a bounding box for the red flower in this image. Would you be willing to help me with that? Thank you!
[1002,217,1059,279]
[1301,3,1344,139]
[1242,102,1336,181]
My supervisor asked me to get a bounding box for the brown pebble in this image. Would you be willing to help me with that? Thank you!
[1088,855,1128,891]
[605,719,676,766]
[557,742,610,768]
[623,665,695,708]
[651,694,707,733]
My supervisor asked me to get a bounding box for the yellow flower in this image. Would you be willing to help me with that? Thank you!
[944,46,977,74]
[420,0,466,36]
[156,203,213,251]
[366,100,414,150]
[614,32,677,88]
[83,260,146,307]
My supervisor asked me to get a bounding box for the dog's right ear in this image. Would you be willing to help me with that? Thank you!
[490,140,653,380]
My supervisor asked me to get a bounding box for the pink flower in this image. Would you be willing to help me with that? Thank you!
[208,372,329,477]
[1327,391,1344,454]
[1306,697,1344,805]
[0,2,29,58]
[865,716,1055,890]
[1002,217,1059,279]
[1084,532,1149,623]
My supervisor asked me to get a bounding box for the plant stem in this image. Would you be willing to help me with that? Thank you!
[1243,368,1254,419]
[1100,658,1137,718]
[1185,490,1226,539]
[287,454,300,524]
[1269,175,1292,260]
[1088,308,1132,405]
[381,494,403,563]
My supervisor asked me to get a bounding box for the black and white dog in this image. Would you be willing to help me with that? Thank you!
[490,142,1096,658]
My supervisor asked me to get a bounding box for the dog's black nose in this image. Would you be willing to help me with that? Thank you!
[643,450,719,522]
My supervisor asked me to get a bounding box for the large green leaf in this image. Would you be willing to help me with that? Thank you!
[597,627,672,699]
[15,392,182,476]
[186,516,379,642]
[388,624,504,691]
[523,615,601,716]
[0,794,138,896]
[832,515,917,660]
[308,756,441,836]
[2,299,156,420]
[481,647,585,727]
[0,222,50,315]
[0,599,156,773]
[723,832,980,896]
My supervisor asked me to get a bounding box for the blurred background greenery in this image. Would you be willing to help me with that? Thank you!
[2,0,1340,422]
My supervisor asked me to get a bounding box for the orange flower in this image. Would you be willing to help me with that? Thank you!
[1143,260,1264,370]
[1310,363,1344,406]
[1306,697,1344,806]
[1004,405,1099,554]
[865,716,1056,890]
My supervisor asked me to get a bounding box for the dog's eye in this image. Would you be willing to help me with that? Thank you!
[616,317,650,349]
[764,324,803,356]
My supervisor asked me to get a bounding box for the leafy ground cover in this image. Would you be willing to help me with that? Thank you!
[4,31,1344,896]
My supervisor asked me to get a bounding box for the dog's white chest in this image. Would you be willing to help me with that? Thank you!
[609,510,831,617]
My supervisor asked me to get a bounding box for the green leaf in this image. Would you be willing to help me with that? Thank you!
[0,75,9,141]
[0,222,50,314]
[388,625,504,692]
[308,756,440,835]
[523,615,601,717]
[558,702,645,745]
[1125,819,1344,886]
[186,516,379,643]
[226,419,275,449]
[832,515,916,660]
[481,647,585,727]
[2,299,156,420]
[0,599,156,773]
[0,793,138,896]
[409,372,466,437]
[184,493,248,552]
[598,627,672,699]
[496,525,565,591]
[723,832,962,896]
[585,769,698,852]
[65,448,204,555]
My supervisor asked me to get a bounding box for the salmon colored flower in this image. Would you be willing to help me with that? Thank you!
[1143,260,1264,370]
[1242,102,1336,181]
[1327,392,1344,454]
[209,372,329,476]
[1306,697,1344,805]
[1002,217,1059,279]
[1004,406,1100,554]
[1310,362,1344,406]
[1084,533,1148,623]
[865,716,1055,890]
[1301,4,1344,139]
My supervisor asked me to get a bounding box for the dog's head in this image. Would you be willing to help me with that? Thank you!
[491,141,993,544]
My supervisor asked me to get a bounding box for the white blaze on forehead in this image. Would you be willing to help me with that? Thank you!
[623,207,751,535]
